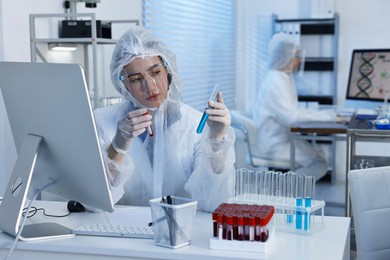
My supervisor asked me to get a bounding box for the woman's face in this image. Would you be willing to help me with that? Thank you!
[123,56,169,108]
[291,50,302,72]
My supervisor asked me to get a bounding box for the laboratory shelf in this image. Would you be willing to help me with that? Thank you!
[273,17,336,23]
[298,95,333,105]
[29,12,139,108]
[33,38,118,45]
[304,57,334,71]
[272,13,339,105]
[352,155,390,170]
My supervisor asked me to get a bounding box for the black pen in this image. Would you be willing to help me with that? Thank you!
[148,215,166,227]
[162,195,176,246]
[166,195,172,205]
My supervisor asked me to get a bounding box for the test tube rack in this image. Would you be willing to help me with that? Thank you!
[229,195,325,235]
[232,169,325,235]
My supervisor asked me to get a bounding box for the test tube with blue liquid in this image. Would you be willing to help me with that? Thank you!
[304,176,315,231]
[295,174,304,230]
[196,83,221,134]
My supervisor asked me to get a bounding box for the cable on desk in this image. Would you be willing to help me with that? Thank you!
[3,180,55,260]
[22,206,72,218]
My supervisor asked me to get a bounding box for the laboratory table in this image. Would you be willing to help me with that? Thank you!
[346,115,390,217]
[0,200,351,260]
[290,121,347,183]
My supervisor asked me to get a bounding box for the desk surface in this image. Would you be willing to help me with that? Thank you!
[290,121,348,134]
[0,200,351,260]
[348,115,390,136]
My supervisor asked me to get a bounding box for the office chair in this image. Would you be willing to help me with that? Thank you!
[348,166,390,260]
[231,110,290,170]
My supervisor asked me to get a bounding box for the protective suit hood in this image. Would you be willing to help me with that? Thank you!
[110,26,182,108]
[267,33,300,72]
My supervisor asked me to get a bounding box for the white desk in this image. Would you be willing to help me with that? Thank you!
[0,200,350,260]
[346,115,390,217]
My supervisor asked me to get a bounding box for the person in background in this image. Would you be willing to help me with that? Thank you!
[252,32,346,180]
[94,27,236,212]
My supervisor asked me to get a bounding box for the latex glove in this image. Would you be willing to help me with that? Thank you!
[206,91,231,140]
[111,108,152,154]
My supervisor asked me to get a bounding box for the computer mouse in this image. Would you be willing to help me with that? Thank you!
[67,200,86,213]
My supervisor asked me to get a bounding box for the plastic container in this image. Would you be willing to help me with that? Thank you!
[149,196,197,249]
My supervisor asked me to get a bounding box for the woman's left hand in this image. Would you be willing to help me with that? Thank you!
[206,91,231,140]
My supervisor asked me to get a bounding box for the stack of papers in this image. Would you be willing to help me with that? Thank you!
[356,108,377,115]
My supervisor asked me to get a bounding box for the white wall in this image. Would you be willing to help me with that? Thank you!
[0,0,141,196]
[335,1,390,179]
[236,0,390,180]
[0,0,5,197]
[2,0,390,193]
[336,0,390,106]
[236,0,390,115]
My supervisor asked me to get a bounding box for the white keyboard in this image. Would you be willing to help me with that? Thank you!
[72,223,154,239]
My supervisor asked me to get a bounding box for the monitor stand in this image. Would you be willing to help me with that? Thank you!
[0,134,73,241]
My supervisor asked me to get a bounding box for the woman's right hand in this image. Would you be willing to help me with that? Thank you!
[111,108,152,154]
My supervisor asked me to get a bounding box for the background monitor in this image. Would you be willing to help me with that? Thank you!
[345,49,390,109]
[0,62,113,241]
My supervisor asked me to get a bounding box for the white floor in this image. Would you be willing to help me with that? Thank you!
[316,179,346,216]
[315,178,356,260]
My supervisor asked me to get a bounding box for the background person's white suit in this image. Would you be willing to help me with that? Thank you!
[252,33,336,180]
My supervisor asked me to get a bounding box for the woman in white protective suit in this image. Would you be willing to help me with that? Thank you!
[94,27,236,212]
[252,33,345,181]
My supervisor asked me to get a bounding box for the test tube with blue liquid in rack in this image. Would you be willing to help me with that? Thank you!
[304,176,315,231]
[196,83,221,134]
[295,174,304,230]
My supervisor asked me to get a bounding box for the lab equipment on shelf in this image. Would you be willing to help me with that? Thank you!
[229,168,325,235]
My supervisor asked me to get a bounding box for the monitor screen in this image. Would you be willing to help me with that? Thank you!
[346,49,390,108]
[0,62,114,240]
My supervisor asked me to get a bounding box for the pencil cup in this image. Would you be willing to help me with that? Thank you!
[149,196,197,249]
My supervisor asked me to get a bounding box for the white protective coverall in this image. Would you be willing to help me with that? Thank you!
[94,27,236,212]
[252,33,336,180]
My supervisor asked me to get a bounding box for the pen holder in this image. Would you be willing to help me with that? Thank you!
[149,196,197,249]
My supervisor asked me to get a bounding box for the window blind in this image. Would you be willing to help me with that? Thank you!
[142,0,236,111]
[241,8,272,112]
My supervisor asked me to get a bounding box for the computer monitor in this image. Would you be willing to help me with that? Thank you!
[345,49,390,109]
[0,62,114,241]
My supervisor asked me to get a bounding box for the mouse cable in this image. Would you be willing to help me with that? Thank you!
[3,180,55,260]
[22,206,72,219]
[0,199,69,218]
